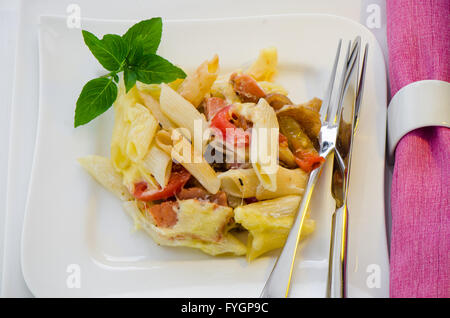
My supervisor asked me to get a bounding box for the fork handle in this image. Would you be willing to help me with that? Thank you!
[260,167,322,298]
[327,205,348,298]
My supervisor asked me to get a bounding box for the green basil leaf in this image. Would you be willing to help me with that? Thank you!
[126,35,144,66]
[124,68,137,93]
[74,77,117,127]
[122,18,162,55]
[82,31,128,71]
[135,54,186,84]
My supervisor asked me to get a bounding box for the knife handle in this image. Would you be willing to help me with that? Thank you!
[327,205,348,298]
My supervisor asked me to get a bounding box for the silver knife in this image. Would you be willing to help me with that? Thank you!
[260,38,362,298]
[327,41,368,298]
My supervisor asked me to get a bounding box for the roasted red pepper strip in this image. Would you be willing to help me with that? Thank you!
[278,115,324,172]
[294,149,325,173]
[133,168,191,201]
[210,105,250,146]
[279,132,289,147]
[230,73,266,103]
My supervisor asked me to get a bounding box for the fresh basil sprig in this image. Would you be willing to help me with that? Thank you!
[74,17,186,127]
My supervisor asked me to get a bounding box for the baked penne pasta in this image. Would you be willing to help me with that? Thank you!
[257,81,288,96]
[141,143,172,187]
[123,200,246,256]
[110,85,159,169]
[234,195,315,260]
[125,103,159,162]
[136,78,184,101]
[138,90,176,130]
[111,84,136,171]
[78,155,132,201]
[248,98,279,192]
[217,168,259,198]
[178,55,220,107]
[159,83,208,153]
[217,166,308,200]
[122,164,159,192]
[246,47,278,82]
[154,129,173,155]
[255,166,308,200]
[171,134,220,194]
[80,46,324,260]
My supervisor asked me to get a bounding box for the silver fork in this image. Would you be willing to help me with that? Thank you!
[260,39,361,298]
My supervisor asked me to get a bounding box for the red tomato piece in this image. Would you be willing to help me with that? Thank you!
[294,149,325,173]
[204,97,228,121]
[210,106,250,146]
[133,168,191,201]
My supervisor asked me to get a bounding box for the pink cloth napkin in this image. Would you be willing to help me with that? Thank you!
[387,0,450,298]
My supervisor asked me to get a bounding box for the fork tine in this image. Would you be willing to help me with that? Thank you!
[348,37,360,68]
[353,43,368,130]
[345,41,351,65]
[319,39,342,122]
[336,38,361,120]
[328,38,361,124]
[326,41,350,123]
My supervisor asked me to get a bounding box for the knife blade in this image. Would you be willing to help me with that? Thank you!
[327,40,369,298]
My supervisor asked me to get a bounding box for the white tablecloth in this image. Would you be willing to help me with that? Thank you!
[0,0,20,296]
[0,0,388,297]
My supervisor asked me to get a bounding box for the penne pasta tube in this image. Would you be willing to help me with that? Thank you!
[123,164,159,192]
[234,195,315,260]
[217,169,259,198]
[138,90,176,130]
[141,143,172,187]
[246,47,278,82]
[159,84,208,154]
[171,135,220,194]
[154,129,173,155]
[136,82,161,100]
[256,166,308,200]
[235,195,302,222]
[217,166,307,200]
[78,155,132,201]
[125,103,159,162]
[111,84,136,171]
[249,98,279,192]
[257,81,288,95]
[178,54,219,107]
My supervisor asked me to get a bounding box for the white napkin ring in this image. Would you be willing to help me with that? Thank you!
[387,80,450,161]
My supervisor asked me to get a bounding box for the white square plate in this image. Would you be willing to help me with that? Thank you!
[22,14,388,297]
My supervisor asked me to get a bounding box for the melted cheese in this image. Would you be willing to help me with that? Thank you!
[123,200,247,256]
[234,195,315,260]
